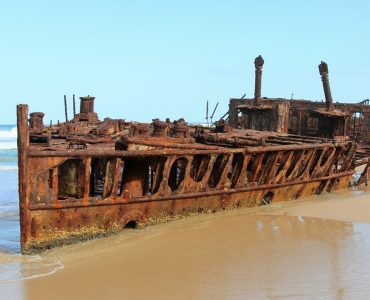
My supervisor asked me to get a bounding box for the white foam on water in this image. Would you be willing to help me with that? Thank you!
[0,165,18,171]
[0,126,17,150]
[0,253,64,282]
[0,142,17,150]
[0,127,17,139]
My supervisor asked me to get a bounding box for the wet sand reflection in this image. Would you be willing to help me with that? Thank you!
[19,208,370,300]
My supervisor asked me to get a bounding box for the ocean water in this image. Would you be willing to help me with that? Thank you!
[0,126,60,286]
[0,125,20,253]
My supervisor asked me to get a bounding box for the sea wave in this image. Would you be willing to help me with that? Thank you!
[0,166,18,171]
[0,254,64,282]
[0,210,18,218]
[0,142,17,150]
[0,127,17,139]
[0,156,17,163]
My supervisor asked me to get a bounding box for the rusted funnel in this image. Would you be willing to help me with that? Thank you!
[80,95,95,114]
[318,61,334,111]
[29,112,45,131]
[254,55,264,106]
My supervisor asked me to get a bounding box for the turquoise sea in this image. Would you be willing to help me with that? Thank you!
[0,127,64,286]
[0,125,19,253]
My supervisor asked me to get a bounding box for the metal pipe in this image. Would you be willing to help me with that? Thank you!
[64,95,69,122]
[318,61,334,111]
[27,142,338,158]
[73,94,76,118]
[254,55,264,105]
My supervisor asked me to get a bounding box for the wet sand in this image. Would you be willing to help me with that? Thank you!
[263,187,370,223]
[1,187,370,299]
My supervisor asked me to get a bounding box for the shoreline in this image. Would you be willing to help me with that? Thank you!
[1,187,370,299]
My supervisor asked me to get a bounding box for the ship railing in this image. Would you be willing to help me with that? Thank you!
[25,141,357,210]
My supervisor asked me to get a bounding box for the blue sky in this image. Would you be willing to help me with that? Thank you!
[1,0,369,124]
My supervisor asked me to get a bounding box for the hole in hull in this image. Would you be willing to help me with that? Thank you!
[260,191,274,205]
[168,157,188,192]
[124,220,137,229]
[58,159,84,199]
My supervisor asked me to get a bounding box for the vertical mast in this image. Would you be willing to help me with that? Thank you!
[64,95,69,122]
[17,104,29,253]
[73,94,76,119]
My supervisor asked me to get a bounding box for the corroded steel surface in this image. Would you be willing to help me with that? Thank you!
[254,55,264,106]
[17,58,369,253]
[318,61,334,112]
[17,94,359,254]
[228,56,370,167]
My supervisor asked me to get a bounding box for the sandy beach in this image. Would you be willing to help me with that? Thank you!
[0,187,369,299]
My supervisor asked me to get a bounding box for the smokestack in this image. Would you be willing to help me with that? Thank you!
[29,112,45,131]
[76,95,99,123]
[254,55,264,106]
[79,95,95,114]
[318,61,334,111]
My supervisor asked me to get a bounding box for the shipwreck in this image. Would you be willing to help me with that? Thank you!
[17,58,369,254]
[226,56,370,179]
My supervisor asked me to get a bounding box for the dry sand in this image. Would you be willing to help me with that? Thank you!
[1,187,370,300]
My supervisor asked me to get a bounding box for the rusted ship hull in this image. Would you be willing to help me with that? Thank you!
[224,56,370,187]
[18,101,356,253]
[22,174,352,254]
[19,54,368,254]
